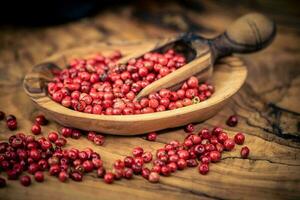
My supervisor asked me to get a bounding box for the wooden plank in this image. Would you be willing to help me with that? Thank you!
[0,1,300,200]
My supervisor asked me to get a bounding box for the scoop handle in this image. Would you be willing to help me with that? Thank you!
[209,13,276,59]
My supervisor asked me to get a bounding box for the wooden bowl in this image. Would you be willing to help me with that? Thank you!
[23,41,247,135]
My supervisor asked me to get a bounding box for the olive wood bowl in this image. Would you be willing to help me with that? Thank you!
[23,41,247,135]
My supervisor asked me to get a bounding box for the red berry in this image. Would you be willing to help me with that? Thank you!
[142,168,151,179]
[167,162,177,172]
[114,159,125,169]
[123,168,133,179]
[93,135,105,145]
[156,149,167,159]
[28,163,40,174]
[61,127,73,137]
[149,99,159,109]
[20,175,31,186]
[31,124,41,135]
[200,156,211,164]
[134,157,144,166]
[187,76,199,88]
[183,138,193,148]
[7,119,17,130]
[92,105,102,114]
[29,149,41,161]
[34,171,44,182]
[177,150,189,160]
[87,131,96,141]
[212,127,223,135]
[48,156,59,166]
[194,144,205,155]
[142,152,153,163]
[151,165,161,173]
[52,91,63,103]
[169,154,179,163]
[146,132,157,141]
[138,67,148,77]
[205,143,215,152]
[226,115,238,127]
[169,140,180,148]
[97,167,106,178]
[70,172,83,182]
[74,164,84,174]
[59,171,69,182]
[132,147,144,157]
[55,138,67,147]
[234,132,245,145]
[186,159,198,167]
[198,164,209,175]
[62,96,72,107]
[132,163,142,174]
[11,137,23,148]
[82,160,94,172]
[218,132,228,143]
[209,151,221,162]
[210,136,219,145]
[35,115,48,125]
[71,129,81,139]
[241,146,250,159]
[224,138,235,151]
[92,158,103,169]
[148,172,160,183]
[199,128,211,139]
[104,172,114,184]
[41,140,52,150]
[159,67,170,76]
[7,170,19,180]
[48,132,59,142]
[165,144,174,151]
[191,135,201,144]
[124,156,134,168]
[112,168,123,180]
[184,124,194,133]
[177,159,187,170]
[215,143,224,153]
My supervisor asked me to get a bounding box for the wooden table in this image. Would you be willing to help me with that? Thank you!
[0,1,299,200]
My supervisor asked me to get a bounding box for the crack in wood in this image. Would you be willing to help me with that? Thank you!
[160,182,228,200]
[268,103,300,142]
[221,156,300,167]
[242,114,300,149]
[269,102,300,116]
[233,83,300,145]
[86,172,224,200]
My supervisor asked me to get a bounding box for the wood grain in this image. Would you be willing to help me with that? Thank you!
[0,1,300,200]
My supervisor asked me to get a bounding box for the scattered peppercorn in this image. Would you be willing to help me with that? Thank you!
[146,132,157,141]
[240,146,250,159]
[0,111,250,187]
[226,115,238,127]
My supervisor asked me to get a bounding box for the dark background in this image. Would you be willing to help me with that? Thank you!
[0,0,299,27]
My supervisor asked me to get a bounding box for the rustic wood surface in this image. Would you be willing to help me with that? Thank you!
[0,1,300,200]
